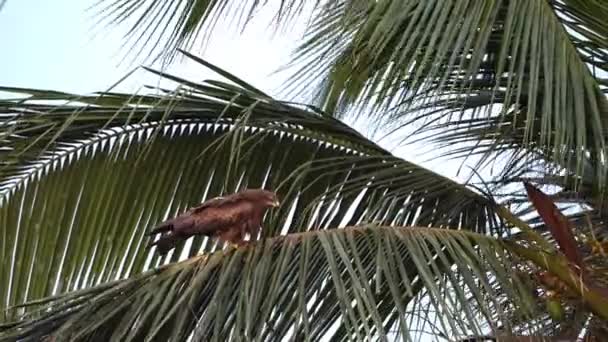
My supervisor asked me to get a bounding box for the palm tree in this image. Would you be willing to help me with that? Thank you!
[1,0,607,340]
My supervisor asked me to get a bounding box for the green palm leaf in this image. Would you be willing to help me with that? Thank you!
[291,0,608,193]
[0,226,538,341]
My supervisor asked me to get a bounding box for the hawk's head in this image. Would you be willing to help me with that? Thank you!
[261,190,280,208]
[241,189,280,208]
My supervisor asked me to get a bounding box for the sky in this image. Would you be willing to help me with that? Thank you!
[0,1,302,94]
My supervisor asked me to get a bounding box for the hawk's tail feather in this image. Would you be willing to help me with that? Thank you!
[145,223,172,236]
[147,234,179,255]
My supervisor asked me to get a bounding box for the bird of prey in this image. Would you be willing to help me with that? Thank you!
[146,189,280,254]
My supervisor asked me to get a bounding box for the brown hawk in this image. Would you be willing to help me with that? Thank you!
[146,189,279,254]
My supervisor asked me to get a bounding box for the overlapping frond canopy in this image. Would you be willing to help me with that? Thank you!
[1,226,538,341]
[290,0,608,196]
[92,0,608,222]
[0,56,505,330]
[0,0,606,339]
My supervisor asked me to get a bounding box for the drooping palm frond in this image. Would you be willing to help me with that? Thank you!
[552,0,608,88]
[286,0,608,194]
[91,0,608,215]
[0,226,539,341]
[409,93,604,205]
[0,54,505,328]
[287,0,608,229]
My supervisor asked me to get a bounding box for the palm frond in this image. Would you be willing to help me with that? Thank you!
[88,0,608,193]
[0,226,538,341]
[284,0,608,195]
[0,56,503,323]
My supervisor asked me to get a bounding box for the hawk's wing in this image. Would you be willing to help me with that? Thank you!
[149,192,257,236]
[147,195,232,236]
[189,196,226,213]
[148,190,271,252]
[182,200,255,236]
[188,192,250,213]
